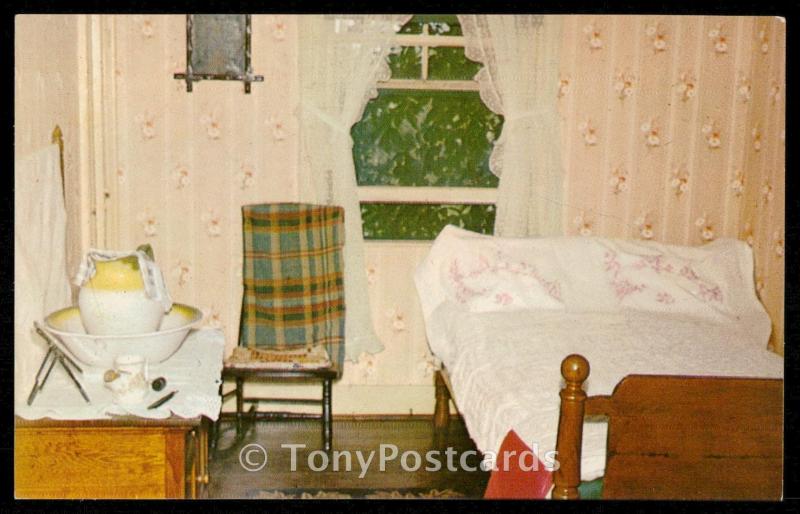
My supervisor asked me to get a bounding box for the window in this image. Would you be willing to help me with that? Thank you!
[352,15,504,240]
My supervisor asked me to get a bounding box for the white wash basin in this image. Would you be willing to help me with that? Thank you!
[43,303,203,369]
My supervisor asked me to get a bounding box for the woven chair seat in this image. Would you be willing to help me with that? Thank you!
[225,346,331,370]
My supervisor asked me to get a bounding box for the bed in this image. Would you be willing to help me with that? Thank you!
[552,353,782,500]
[415,225,783,499]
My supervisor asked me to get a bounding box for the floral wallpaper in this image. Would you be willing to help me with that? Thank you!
[93,14,785,415]
[106,15,298,357]
[97,15,440,415]
[558,15,785,354]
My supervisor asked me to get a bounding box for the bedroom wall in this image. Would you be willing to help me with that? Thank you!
[738,18,786,356]
[55,14,784,416]
[558,15,785,354]
[95,13,300,328]
[82,15,438,415]
[15,15,91,291]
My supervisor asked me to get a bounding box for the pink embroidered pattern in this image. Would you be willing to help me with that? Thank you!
[679,265,699,281]
[447,251,562,305]
[676,264,724,303]
[697,283,723,302]
[605,251,647,300]
[632,254,674,274]
[448,259,489,304]
[495,292,514,306]
[656,291,676,304]
[611,253,724,304]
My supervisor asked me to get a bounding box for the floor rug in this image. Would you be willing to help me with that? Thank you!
[248,488,469,499]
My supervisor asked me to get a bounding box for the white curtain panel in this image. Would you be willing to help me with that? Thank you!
[296,14,411,361]
[459,15,564,237]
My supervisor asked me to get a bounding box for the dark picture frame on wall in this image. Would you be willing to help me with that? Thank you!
[174,14,264,94]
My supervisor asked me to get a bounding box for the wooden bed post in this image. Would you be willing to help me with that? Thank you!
[433,370,451,436]
[552,354,590,500]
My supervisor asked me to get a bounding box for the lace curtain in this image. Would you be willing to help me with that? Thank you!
[458,15,564,237]
[296,15,411,361]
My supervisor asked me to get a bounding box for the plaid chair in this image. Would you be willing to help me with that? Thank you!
[217,203,345,452]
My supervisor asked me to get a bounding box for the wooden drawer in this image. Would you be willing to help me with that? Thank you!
[15,418,206,499]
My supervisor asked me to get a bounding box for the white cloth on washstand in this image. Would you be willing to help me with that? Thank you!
[14,143,72,407]
[15,328,225,421]
[73,248,173,312]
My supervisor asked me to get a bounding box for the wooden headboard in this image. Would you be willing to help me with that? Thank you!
[553,354,783,500]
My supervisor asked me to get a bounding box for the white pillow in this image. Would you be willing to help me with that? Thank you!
[591,238,762,323]
[547,236,620,313]
[415,225,565,315]
[416,227,771,351]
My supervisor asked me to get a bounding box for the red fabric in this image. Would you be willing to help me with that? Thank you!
[483,429,554,499]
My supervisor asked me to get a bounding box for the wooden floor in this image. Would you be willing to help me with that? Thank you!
[208,416,489,499]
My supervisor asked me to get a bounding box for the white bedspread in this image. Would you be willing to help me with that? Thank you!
[435,305,783,481]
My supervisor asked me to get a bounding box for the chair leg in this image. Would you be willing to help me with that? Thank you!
[433,370,451,447]
[210,382,223,456]
[235,377,244,438]
[210,415,218,456]
[199,417,210,490]
[322,378,332,452]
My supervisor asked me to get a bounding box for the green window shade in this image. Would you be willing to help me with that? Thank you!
[361,203,496,240]
[352,89,503,188]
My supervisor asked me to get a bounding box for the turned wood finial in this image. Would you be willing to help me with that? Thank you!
[553,354,591,500]
[561,354,590,385]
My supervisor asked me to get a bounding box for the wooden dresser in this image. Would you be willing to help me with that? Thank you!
[15,416,210,499]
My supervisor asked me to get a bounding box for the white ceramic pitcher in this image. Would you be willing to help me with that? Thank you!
[78,255,164,335]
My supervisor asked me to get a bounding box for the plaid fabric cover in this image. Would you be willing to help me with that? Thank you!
[238,203,345,372]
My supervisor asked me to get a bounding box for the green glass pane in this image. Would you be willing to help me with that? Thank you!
[352,89,503,187]
[428,46,482,81]
[388,46,421,79]
[399,16,424,34]
[361,203,495,240]
[414,15,462,35]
